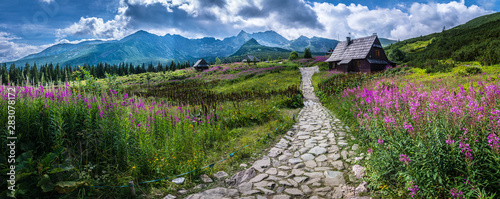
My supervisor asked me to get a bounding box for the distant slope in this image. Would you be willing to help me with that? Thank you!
[230,38,290,57]
[385,12,500,66]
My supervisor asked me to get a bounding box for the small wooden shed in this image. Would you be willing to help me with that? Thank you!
[325,34,396,73]
[193,58,209,71]
[242,55,260,63]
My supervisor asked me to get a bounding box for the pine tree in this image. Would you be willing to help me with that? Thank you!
[303,48,312,58]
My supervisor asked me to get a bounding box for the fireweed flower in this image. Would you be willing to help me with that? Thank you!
[378,138,384,144]
[404,121,414,132]
[488,133,500,153]
[400,154,411,165]
[137,122,141,128]
[408,181,419,198]
[450,188,464,198]
[446,135,455,145]
[459,142,473,161]
[367,148,372,153]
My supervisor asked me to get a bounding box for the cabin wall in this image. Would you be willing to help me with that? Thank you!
[338,64,348,72]
[371,64,386,72]
[359,60,371,73]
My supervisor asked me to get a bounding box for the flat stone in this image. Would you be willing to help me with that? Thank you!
[301,185,312,194]
[240,163,248,168]
[238,182,253,193]
[269,148,283,158]
[277,171,288,177]
[278,154,289,162]
[309,146,327,156]
[331,160,344,170]
[328,153,341,161]
[304,160,317,168]
[278,180,293,187]
[330,186,343,199]
[178,189,188,195]
[323,170,345,186]
[352,144,359,151]
[185,187,238,198]
[293,176,309,183]
[291,169,304,176]
[293,151,300,157]
[353,165,365,179]
[172,177,185,184]
[276,186,285,194]
[285,173,295,179]
[253,180,269,188]
[267,175,280,181]
[214,171,229,180]
[315,155,328,162]
[314,167,331,171]
[338,142,348,147]
[249,174,269,183]
[239,197,255,199]
[293,163,305,169]
[314,187,332,193]
[194,184,207,189]
[278,166,291,171]
[304,172,324,178]
[267,181,277,189]
[242,190,261,196]
[252,157,271,172]
[256,187,275,195]
[200,174,213,183]
[265,168,278,175]
[288,158,302,165]
[284,188,304,196]
[163,194,176,199]
[226,167,257,185]
[301,153,315,161]
[287,179,298,187]
[341,150,349,160]
[272,195,291,199]
[298,136,310,140]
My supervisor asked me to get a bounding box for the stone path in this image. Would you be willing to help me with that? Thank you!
[181,66,370,199]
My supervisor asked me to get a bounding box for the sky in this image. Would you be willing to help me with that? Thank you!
[0,0,498,62]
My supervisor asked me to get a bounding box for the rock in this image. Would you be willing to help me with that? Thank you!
[163,194,176,199]
[252,157,271,172]
[294,176,309,183]
[308,146,327,156]
[352,144,359,151]
[200,174,213,183]
[349,150,356,157]
[249,174,269,183]
[267,175,280,181]
[194,184,207,189]
[304,172,324,178]
[240,163,248,168]
[304,160,317,168]
[315,154,328,162]
[328,153,341,161]
[287,179,298,187]
[293,151,300,157]
[353,165,365,179]
[267,181,277,189]
[254,180,269,188]
[268,148,283,158]
[242,190,261,196]
[276,186,285,194]
[323,170,345,186]
[330,186,343,199]
[238,182,253,193]
[172,177,185,184]
[291,169,304,176]
[293,163,305,169]
[288,158,302,165]
[341,150,349,160]
[355,181,368,193]
[226,167,257,185]
[178,188,188,195]
[214,171,229,180]
[278,180,293,187]
[284,188,304,196]
[256,187,275,195]
[301,153,315,161]
[277,171,288,177]
[272,195,291,199]
[265,168,277,175]
[278,166,291,171]
[301,184,312,194]
[331,160,344,170]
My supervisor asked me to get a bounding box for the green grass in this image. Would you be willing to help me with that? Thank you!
[399,37,434,53]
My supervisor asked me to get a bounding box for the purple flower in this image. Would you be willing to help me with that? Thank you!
[450,188,464,198]
[137,122,141,128]
[446,135,455,145]
[488,133,500,153]
[408,181,419,198]
[99,111,104,118]
[459,141,473,161]
[400,154,411,165]
[404,121,414,132]
[367,148,372,153]
[378,138,384,144]
[87,104,92,109]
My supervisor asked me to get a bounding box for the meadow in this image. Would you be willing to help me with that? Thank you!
[313,63,500,198]
[0,60,303,198]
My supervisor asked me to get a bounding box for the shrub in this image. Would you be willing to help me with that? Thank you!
[288,51,299,60]
[303,48,312,58]
[465,66,482,75]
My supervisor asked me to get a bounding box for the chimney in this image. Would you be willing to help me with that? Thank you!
[346,37,351,45]
[373,33,377,36]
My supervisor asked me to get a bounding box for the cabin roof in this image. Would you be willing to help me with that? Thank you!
[326,35,377,62]
[193,58,209,67]
[244,55,260,62]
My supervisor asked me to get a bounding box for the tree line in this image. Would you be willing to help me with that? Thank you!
[0,61,194,86]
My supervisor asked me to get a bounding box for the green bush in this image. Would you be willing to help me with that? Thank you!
[288,51,299,60]
[465,66,482,75]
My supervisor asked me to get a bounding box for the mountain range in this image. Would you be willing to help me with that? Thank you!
[10,30,397,66]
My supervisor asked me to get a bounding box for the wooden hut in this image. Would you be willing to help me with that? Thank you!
[193,58,209,71]
[242,55,260,63]
[325,34,396,73]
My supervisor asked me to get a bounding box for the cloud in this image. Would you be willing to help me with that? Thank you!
[40,0,55,3]
[57,13,130,40]
[311,0,491,40]
[0,32,51,63]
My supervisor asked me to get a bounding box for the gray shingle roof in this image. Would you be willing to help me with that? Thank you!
[326,35,377,62]
[193,59,209,67]
[244,55,260,62]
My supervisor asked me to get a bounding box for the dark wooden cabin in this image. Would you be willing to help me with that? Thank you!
[325,34,396,73]
[242,55,260,63]
[193,58,209,71]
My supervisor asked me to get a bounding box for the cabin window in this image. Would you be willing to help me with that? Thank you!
[375,50,380,57]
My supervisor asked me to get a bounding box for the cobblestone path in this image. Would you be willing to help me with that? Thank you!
[180,66,370,199]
